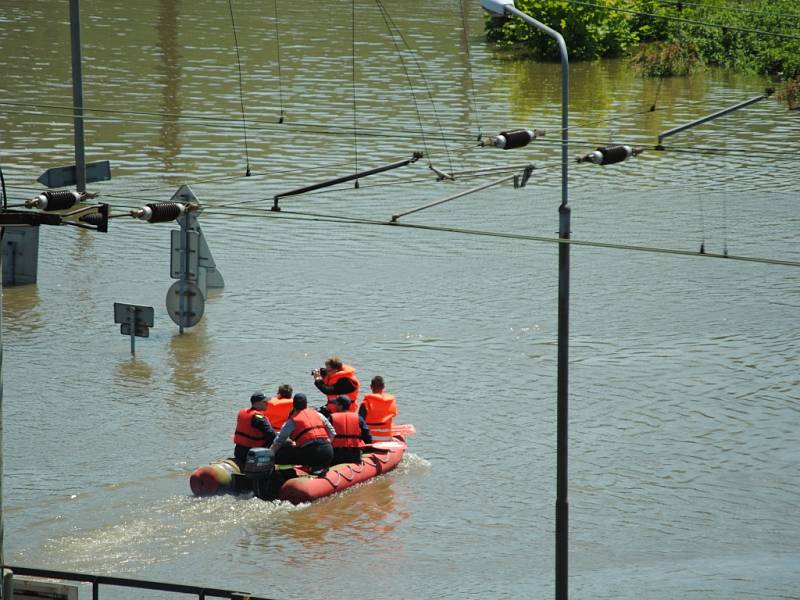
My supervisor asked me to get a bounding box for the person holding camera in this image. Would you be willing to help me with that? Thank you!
[270,393,336,474]
[311,356,360,417]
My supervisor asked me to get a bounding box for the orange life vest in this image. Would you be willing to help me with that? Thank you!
[265,396,293,430]
[361,392,397,440]
[323,364,360,411]
[232,408,268,448]
[290,408,330,447]
[331,412,366,449]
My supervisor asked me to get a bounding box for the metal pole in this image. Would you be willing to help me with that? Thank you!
[128,307,136,355]
[0,231,4,595]
[179,218,189,335]
[657,94,767,146]
[69,0,87,193]
[504,6,570,599]
[391,173,518,222]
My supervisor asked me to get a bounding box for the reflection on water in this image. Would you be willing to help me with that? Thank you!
[113,356,154,386]
[247,476,409,561]
[167,317,213,397]
[149,0,182,173]
[1,283,43,335]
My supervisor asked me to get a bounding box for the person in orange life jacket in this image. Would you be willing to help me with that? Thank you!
[312,356,360,418]
[233,392,275,465]
[359,376,398,441]
[265,383,294,430]
[330,396,372,465]
[269,393,336,472]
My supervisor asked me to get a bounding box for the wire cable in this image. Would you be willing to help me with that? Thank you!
[649,0,800,22]
[272,0,285,123]
[457,0,483,140]
[352,0,360,188]
[372,0,433,161]
[375,0,457,175]
[562,0,800,41]
[202,205,800,268]
[228,0,252,176]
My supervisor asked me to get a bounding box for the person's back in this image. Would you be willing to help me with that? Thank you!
[359,375,397,441]
[270,393,335,473]
[331,396,371,464]
[265,384,294,430]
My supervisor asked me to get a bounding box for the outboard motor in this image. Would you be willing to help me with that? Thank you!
[244,448,276,500]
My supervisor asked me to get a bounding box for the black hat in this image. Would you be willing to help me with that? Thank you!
[250,391,267,403]
[334,395,352,409]
[292,393,308,411]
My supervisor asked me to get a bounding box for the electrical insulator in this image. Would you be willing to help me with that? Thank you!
[577,145,641,165]
[79,213,104,226]
[492,129,536,150]
[25,190,81,211]
[132,202,187,223]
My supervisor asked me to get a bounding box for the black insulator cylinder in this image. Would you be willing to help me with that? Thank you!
[145,202,183,223]
[79,213,104,226]
[40,190,80,211]
[499,129,533,150]
[598,145,631,165]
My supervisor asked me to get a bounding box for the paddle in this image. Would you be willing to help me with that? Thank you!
[390,423,416,436]
[364,440,407,453]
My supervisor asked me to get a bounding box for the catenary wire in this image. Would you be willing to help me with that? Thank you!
[649,0,800,22]
[228,0,252,176]
[192,205,800,268]
[562,0,800,41]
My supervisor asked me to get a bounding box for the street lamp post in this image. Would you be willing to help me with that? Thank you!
[479,2,570,599]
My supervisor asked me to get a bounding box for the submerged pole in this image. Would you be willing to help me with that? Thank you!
[0,232,5,581]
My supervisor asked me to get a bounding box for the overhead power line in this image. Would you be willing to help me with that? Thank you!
[199,205,800,268]
[649,0,800,22]
[562,0,800,41]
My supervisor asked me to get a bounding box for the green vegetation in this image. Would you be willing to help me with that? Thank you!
[484,0,800,106]
[630,40,701,77]
[776,78,800,110]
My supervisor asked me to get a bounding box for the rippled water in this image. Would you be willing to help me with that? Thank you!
[1,1,799,599]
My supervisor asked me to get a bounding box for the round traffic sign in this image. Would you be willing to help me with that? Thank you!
[166,280,205,328]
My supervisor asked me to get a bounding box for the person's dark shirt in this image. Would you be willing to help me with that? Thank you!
[357,415,373,445]
[314,375,356,397]
[250,412,276,446]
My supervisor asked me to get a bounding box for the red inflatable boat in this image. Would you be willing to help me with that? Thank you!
[190,438,407,504]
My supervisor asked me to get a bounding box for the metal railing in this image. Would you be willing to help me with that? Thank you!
[2,565,278,600]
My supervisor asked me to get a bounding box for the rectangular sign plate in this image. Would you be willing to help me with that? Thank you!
[37,160,112,188]
[113,302,155,327]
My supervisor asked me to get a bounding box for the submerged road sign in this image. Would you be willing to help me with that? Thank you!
[37,160,111,188]
[114,302,154,355]
[166,279,204,331]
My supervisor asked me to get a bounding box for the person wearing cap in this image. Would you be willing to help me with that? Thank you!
[311,356,360,417]
[265,383,294,430]
[270,393,336,473]
[232,392,276,465]
[331,396,372,465]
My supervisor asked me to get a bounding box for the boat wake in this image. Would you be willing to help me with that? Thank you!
[13,453,428,574]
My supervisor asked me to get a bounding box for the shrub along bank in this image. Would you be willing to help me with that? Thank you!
[484,0,800,107]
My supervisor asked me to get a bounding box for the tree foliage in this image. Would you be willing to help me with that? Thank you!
[484,0,800,84]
